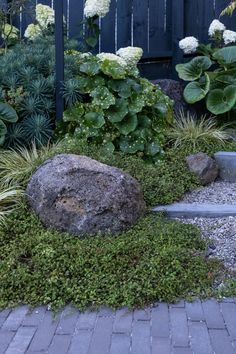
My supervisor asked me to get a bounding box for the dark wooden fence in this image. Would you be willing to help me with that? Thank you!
[8,0,236,79]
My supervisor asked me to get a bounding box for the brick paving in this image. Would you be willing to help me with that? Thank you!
[0,299,236,354]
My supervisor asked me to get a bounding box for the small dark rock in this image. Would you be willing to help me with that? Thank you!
[26,154,146,236]
[186,152,219,185]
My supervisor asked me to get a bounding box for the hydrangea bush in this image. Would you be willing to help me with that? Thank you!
[61,51,173,161]
[176,19,236,116]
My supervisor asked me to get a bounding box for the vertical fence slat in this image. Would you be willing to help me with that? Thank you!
[117,0,132,50]
[172,0,184,77]
[133,0,149,55]
[55,0,64,120]
[100,0,116,53]
[68,0,84,39]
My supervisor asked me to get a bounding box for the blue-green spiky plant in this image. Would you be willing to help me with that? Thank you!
[21,115,53,147]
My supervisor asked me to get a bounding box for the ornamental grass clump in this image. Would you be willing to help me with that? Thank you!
[0,186,22,226]
[176,19,236,117]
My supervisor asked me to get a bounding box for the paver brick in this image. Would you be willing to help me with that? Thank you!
[133,308,151,321]
[98,306,115,317]
[189,321,214,354]
[131,320,151,354]
[152,337,171,354]
[22,307,46,327]
[56,306,78,335]
[113,308,133,333]
[76,311,97,330]
[151,303,170,338]
[220,302,236,340]
[47,334,71,354]
[2,306,28,331]
[0,331,15,354]
[88,316,114,354]
[202,299,225,329]
[171,300,185,308]
[0,309,11,319]
[110,333,130,354]
[5,326,36,354]
[185,301,204,322]
[172,348,193,354]
[68,330,93,354]
[169,307,189,347]
[27,310,59,352]
[209,329,235,354]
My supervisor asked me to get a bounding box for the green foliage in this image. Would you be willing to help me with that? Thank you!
[220,0,236,16]
[61,52,173,161]
[176,36,236,116]
[0,206,225,310]
[0,186,22,226]
[0,102,18,145]
[166,111,230,150]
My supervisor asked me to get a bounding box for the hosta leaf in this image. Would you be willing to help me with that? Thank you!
[116,113,138,135]
[213,46,236,64]
[184,73,210,103]
[176,56,212,81]
[106,98,128,123]
[84,112,105,128]
[0,102,18,123]
[206,85,236,115]
[91,86,115,109]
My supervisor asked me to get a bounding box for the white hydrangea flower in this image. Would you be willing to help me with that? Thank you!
[179,36,199,54]
[208,19,226,37]
[97,52,127,67]
[116,47,143,67]
[1,24,19,40]
[84,0,111,18]
[36,3,54,28]
[24,24,42,40]
[223,29,236,44]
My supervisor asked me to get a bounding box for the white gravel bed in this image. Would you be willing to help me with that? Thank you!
[175,182,236,271]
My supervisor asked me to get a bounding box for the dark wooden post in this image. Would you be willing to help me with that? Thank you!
[55,0,64,121]
[172,0,184,78]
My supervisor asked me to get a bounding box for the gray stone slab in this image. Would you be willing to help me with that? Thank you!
[5,327,36,354]
[172,348,193,354]
[153,203,236,218]
[209,329,235,354]
[189,321,214,354]
[0,331,15,354]
[47,334,71,354]
[151,304,170,338]
[0,309,11,319]
[76,311,97,330]
[98,306,115,317]
[152,337,171,354]
[131,320,151,354]
[2,306,28,331]
[22,307,46,327]
[56,306,78,335]
[202,300,225,329]
[214,152,236,182]
[133,308,151,321]
[110,333,130,354]
[220,302,236,340]
[171,300,185,308]
[27,310,59,352]
[185,301,205,322]
[169,307,189,347]
[68,330,93,354]
[113,308,133,334]
[88,316,114,354]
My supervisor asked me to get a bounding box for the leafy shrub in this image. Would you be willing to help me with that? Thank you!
[176,20,236,117]
[166,111,230,150]
[0,206,225,310]
[61,52,173,161]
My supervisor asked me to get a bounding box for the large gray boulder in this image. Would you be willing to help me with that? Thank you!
[186,152,219,185]
[26,154,146,235]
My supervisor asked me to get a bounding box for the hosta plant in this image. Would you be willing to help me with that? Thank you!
[176,20,236,117]
[61,52,173,161]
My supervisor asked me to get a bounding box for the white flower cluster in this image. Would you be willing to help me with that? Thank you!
[179,36,199,54]
[24,3,55,40]
[84,0,111,18]
[36,3,54,27]
[208,19,226,37]
[223,29,236,45]
[116,47,143,67]
[97,52,127,67]
[1,24,19,40]
[24,23,42,40]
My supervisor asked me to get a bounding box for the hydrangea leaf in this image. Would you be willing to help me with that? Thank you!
[80,61,100,76]
[116,113,138,135]
[176,56,212,81]
[84,112,105,128]
[100,59,126,79]
[106,98,129,123]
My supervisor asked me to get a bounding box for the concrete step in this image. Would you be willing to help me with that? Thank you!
[214,151,236,182]
[153,203,236,218]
